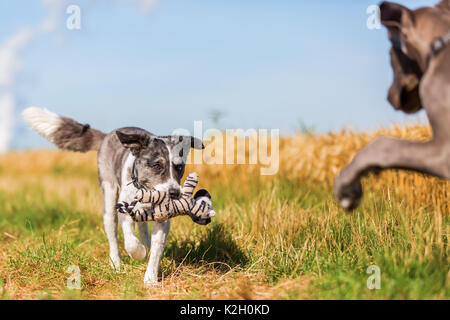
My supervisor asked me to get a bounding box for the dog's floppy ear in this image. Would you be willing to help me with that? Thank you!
[116,130,151,156]
[379,1,414,29]
[169,136,204,165]
[436,0,450,11]
[168,135,205,150]
[190,136,205,150]
[170,135,204,149]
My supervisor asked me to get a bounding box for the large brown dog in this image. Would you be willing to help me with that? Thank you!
[335,0,450,210]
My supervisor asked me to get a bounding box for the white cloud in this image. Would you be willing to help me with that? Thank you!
[0,29,35,87]
[40,0,69,32]
[136,0,160,15]
[0,93,15,153]
[0,0,159,152]
[0,0,68,153]
[0,29,35,152]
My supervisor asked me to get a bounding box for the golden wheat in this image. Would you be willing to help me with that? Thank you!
[0,124,448,212]
[0,123,448,300]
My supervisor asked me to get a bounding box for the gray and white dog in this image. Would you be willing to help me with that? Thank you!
[335,0,450,210]
[23,107,212,286]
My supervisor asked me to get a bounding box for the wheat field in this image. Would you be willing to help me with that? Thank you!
[0,124,448,300]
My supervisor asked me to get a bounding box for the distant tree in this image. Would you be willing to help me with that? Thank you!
[297,119,316,136]
[209,108,226,128]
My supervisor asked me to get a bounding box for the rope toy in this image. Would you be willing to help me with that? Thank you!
[115,173,216,225]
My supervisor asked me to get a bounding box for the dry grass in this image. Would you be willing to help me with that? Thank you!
[0,123,448,300]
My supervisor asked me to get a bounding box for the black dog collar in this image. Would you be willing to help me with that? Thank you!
[129,158,144,190]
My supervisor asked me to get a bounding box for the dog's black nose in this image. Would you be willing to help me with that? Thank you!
[169,188,181,199]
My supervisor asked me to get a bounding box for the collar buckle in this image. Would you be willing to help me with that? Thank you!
[431,37,446,56]
[430,31,450,57]
[130,158,145,190]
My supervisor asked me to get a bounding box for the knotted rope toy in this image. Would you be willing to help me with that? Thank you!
[115,173,215,225]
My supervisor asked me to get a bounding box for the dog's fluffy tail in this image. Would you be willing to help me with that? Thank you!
[22,107,106,152]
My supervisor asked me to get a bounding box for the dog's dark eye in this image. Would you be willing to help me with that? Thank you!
[175,164,183,172]
[148,162,162,170]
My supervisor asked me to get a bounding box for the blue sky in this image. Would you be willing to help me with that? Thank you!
[0,0,438,149]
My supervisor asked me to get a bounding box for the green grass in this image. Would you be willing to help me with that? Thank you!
[0,168,447,300]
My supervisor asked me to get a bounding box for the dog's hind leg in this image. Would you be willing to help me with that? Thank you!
[334,137,450,210]
[101,181,121,271]
[144,220,170,286]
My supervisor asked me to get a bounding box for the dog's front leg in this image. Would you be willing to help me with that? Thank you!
[118,186,148,261]
[334,137,450,210]
[119,215,148,261]
[144,220,170,286]
[138,222,151,251]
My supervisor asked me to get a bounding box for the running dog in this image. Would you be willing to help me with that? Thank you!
[335,0,450,210]
[23,107,210,286]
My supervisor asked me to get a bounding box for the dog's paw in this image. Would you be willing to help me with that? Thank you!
[109,256,121,272]
[133,244,148,261]
[125,239,148,261]
[334,174,363,211]
[143,279,160,288]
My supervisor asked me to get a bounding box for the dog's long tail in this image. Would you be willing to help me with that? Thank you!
[22,107,106,152]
